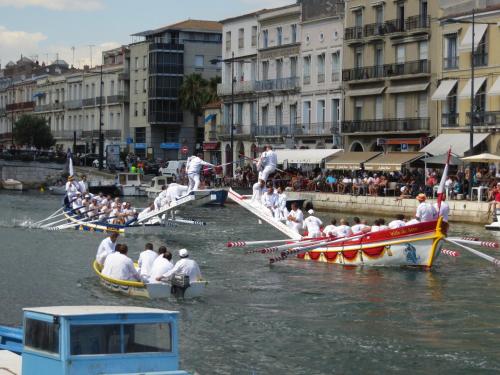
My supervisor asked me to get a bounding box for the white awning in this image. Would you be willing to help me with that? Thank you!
[459,23,488,52]
[386,83,429,94]
[488,77,500,96]
[274,149,343,165]
[346,87,386,97]
[420,133,490,157]
[458,77,487,99]
[431,80,458,101]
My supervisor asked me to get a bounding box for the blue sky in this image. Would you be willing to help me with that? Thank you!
[0,0,292,67]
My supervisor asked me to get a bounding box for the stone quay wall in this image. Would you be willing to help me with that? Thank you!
[0,160,64,186]
[286,191,490,225]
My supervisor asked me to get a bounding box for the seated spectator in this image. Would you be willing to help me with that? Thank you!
[325,174,337,192]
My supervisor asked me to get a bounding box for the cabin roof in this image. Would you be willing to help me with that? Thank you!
[24,306,177,317]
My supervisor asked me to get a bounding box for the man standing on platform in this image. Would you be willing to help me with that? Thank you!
[257,145,277,182]
[186,153,214,192]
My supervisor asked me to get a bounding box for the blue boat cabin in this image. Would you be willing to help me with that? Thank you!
[0,306,189,375]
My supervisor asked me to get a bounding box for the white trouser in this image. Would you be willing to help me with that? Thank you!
[275,207,289,220]
[307,231,322,238]
[258,165,276,182]
[188,173,200,192]
[287,221,302,234]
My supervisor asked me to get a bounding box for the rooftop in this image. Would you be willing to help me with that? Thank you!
[24,305,178,317]
[132,19,222,37]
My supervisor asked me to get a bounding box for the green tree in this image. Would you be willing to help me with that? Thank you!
[13,114,55,149]
[206,76,221,103]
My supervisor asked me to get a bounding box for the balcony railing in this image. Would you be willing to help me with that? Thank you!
[343,60,430,81]
[467,111,500,126]
[81,129,122,139]
[345,15,430,41]
[255,125,292,137]
[443,57,459,70]
[332,72,340,82]
[255,77,300,92]
[6,101,35,111]
[217,80,256,96]
[317,73,325,83]
[218,124,256,137]
[342,118,430,134]
[82,98,95,107]
[472,52,488,67]
[442,113,459,128]
[65,99,83,110]
[51,130,83,139]
[107,94,128,104]
[295,122,338,136]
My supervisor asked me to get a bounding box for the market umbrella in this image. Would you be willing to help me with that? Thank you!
[461,153,500,163]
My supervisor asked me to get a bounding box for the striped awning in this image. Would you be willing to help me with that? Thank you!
[364,152,425,172]
[325,152,381,170]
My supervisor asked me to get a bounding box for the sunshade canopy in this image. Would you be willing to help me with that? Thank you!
[420,133,490,157]
[325,152,380,170]
[459,23,488,52]
[431,80,458,101]
[461,153,500,163]
[275,148,343,164]
[364,152,425,172]
[387,83,429,94]
[488,77,500,96]
[458,77,487,99]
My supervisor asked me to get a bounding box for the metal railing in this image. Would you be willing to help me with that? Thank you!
[254,125,292,137]
[317,73,325,83]
[255,77,300,92]
[217,80,256,96]
[442,113,459,127]
[81,129,122,139]
[443,57,459,70]
[342,118,430,133]
[6,101,35,111]
[472,52,488,67]
[82,98,95,107]
[107,95,128,104]
[343,60,430,81]
[65,99,83,110]
[345,15,430,40]
[295,122,337,136]
[467,111,500,126]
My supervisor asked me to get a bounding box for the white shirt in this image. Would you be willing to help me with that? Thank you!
[65,181,79,197]
[277,193,287,209]
[78,180,88,193]
[96,237,116,265]
[161,258,202,282]
[287,209,304,233]
[102,252,139,281]
[334,225,353,238]
[149,256,174,283]
[261,191,278,208]
[323,224,337,236]
[186,156,212,175]
[388,220,406,229]
[434,201,450,222]
[137,249,158,279]
[166,184,189,203]
[405,219,420,226]
[351,224,368,234]
[303,216,323,236]
[370,225,381,232]
[260,150,278,168]
[416,202,437,222]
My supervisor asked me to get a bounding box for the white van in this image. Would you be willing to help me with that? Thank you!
[160,160,186,182]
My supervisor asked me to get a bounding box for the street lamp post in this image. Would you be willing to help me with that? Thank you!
[98,64,104,171]
[230,51,235,177]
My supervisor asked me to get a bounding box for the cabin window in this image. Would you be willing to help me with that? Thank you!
[128,174,138,182]
[70,323,171,355]
[119,175,127,185]
[25,318,60,354]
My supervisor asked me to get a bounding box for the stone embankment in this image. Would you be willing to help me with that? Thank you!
[287,191,490,225]
[0,160,64,188]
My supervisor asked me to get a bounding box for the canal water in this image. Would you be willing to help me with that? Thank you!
[0,192,499,374]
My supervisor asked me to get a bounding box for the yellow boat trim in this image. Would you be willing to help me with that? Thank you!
[427,217,445,268]
[65,212,124,234]
[93,260,145,288]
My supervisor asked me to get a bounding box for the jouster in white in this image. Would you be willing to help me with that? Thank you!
[415,194,437,222]
[257,145,278,182]
[287,204,304,234]
[303,209,323,238]
[137,244,158,280]
[149,255,174,284]
[95,233,119,265]
[166,183,189,205]
[157,249,202,283]
[434,200,450,222]
[102,249,140,282]
[186,155,214,192]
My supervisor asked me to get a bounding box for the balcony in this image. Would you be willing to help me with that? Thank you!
[295,122,338,136]
[82,98,95,107]
[51,130,82,139]
[65,99,83,110]
[442,113,459,128]
[81,129,122,139]
[467,111,500,127]
[345,15,430,41]
[342,118,430,134]
[254,125,292,137]
[6,101,35,111]
[107,94,128,104]
[149,42,184,52]
[317,73,325,83]
[443,57,459,70]
[217,80,256,96]
[255,77,300,92]
[343,60,430,82]
[34,104,53,112]
[472,52,488,67]
[218,124,256,138]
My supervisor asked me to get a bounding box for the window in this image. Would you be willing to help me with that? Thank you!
[91,83,95,98]
[225,31,231,51]
[374,44,384,77]
[143,79,147,92]
[110,80,115,95]
[134,80,138,94]
[474,30,488,67]
[276,59,283,80]
[396,95,405,118]
[375,5,384,25]
[134,102,138,116]
[317,54,325,83]
[442,85,457,126]
[375,96,384,120]
[354,10,363,38]
[302,101,311,125]
[238,28,244,49]
[262,105,269,126]
[354,99,363,121]
[444,34,458,69]
[419,41,428,60]
[290,56,298,78]
[109,112,114,129]
[396,45,405,64]
[354,47,363,69]
[291,24,297,43]
[135,127,146,143]
[194,55,204,68]
[317,100,325,125]
[142,102,147,116]
[397,2,405,31]
[251,26,257,47]
[25,318,60,354]
[143,55,148,68]
[69,323,171,355]
[238,61,244,81]
[262,61,269,80]
[277,27,283,46]
[290,104,297,128]
[418,92,428,118]
[303,56,311,84]
[236,103,243,125]
[475,81,487,113]
[135,57,139,69]
[331,99,340,127]
[250,101,257,125]
[263,30,269,48]
[331,51,340,81]
[275,104,283,126]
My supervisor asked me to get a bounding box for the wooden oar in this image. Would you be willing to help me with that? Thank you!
[446,238,499,249]
[445,239,500,266]
[31,207,65,226]
[227,238,301,248]
[245,237,330,255]
[50,213,122,231]
[40,206,92,228]
[167,218,206,226]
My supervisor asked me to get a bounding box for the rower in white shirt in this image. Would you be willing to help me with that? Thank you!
[415,194,437,222]
[156,249,202,283]
[275,187,289,220]
[370,219,382,232]
[334,218,353,238]
[257,145,278,182]
[102,244,140,281]
[137,243,158,282]
[261,186,279,216]
[186,153,214,192]
[351,217,369,234]
[149,247,173,284]
[95,232,119,266]
[388,214,407,229]
[323,219,337,237]
[303,209,323,238]
[286,202,304,234]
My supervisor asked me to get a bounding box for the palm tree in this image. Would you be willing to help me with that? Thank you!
[206,76,221,103]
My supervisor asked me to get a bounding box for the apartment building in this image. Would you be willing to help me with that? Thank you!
[219,10,262,174]
[130,20,222,160]
[342,0,440,152]
[33,47,130,152]
[431,0,500,155]
[255,4,302,148]
[299,0,344,149]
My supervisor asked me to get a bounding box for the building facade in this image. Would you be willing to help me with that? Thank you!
[342,0,440,152]
[130,20,222,160]
[432,0,500,155]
